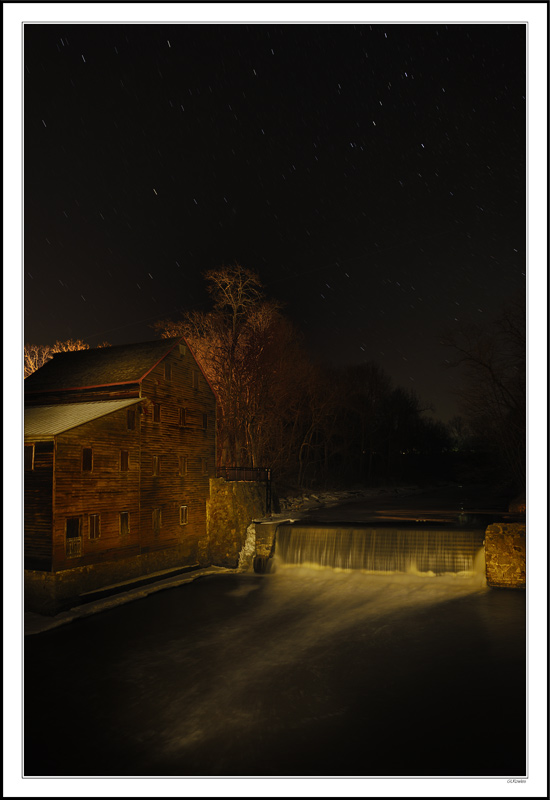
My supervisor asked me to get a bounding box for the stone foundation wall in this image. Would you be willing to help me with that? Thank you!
[24,542,202,615]
[25,479,271,614]
[204,478,267,568]
[485,523,526,588]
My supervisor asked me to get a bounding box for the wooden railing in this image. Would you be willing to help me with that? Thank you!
[66,538,82,558]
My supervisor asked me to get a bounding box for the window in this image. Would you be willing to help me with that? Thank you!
[152,507,162,535]
[201,457,208,476]
[192,370,199,389]
[152,403,161,423]
[82,447,93,471]
[179,505,188,525]
[24,444,35,470]
[164,361,172,381]
[202,413,208,430]
[179,407,187,427]
[178,456,188,476]
[152,455,160,476]
[127,408,136,430]
[89,514,101,540]
[66,517,82,557]
[66,517,81,539]
[120,450,129,471]
[119,511,130,536]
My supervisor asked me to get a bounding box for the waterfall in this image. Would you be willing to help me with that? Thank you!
[275,523,485,576]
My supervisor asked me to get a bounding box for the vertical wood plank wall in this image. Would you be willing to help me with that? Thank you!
[139,346,216,553]
[32,343,217,573]
[53,407,141,570]
[24,442,54,570]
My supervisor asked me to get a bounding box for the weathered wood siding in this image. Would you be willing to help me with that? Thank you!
[139,345,216,554]
[24,441,54,570]
[25,385,140,406]
[25,340,216,580]
[52,406,141,570]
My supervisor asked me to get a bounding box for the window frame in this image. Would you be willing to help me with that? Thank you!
[24,444,35,471]
[119,511,130,536]
[82,447,93,472]
[179,505,188,525]
[66,516,81,540]
[120,449,129,472]
[65,516,82,557]
[178,455,188,477]
[152,455,160,476]
[88,513,101,540]
[127,408,136,430]
[152,402,161,423]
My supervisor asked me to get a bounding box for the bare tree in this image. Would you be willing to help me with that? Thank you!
[441,293,526,489]
[153,266,305,472]
[24,338,109,378]
[24,343,54,378]
[204,264,265,337]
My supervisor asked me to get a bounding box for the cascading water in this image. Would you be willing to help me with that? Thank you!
[275,522,486,576]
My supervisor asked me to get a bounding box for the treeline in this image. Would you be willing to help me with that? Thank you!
[24,266,525,493]
[152,265,453,489]
[441,291,526,495]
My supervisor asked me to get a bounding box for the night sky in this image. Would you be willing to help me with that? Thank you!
[9,11,548,797]
[24,22,526,421]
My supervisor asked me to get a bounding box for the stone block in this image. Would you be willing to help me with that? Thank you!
[205,477,267,567]
[485,523,526,589]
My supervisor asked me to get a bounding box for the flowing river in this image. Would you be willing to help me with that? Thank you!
[25,553,525,778]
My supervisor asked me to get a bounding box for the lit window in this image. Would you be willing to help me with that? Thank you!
[120,450,129,471]
[25,444,35,470]
[89,514,101,540]
[152,455,160,476]
[127,408,136,430]
[82,447,93,471]
[179,455,188,476]
[120,511,130,536]
[152,403,161,423]
[152,507,162,534]
[179,505,188,525]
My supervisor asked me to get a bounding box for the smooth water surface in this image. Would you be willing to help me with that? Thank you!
[25,563,526,778]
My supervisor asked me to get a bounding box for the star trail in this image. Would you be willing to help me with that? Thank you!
[24,22,526,421]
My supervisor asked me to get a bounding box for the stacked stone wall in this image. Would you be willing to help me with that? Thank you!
[24,541,201,615]
[204,478,267,568]
[485,523,526,588]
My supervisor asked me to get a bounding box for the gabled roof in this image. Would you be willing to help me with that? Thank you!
[24,399,142,441]
[24,338,182,394]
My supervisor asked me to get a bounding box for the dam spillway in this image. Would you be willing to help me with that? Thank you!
[274,522,486,575]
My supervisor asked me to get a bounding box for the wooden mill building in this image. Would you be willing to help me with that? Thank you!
[24,337,217,612]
